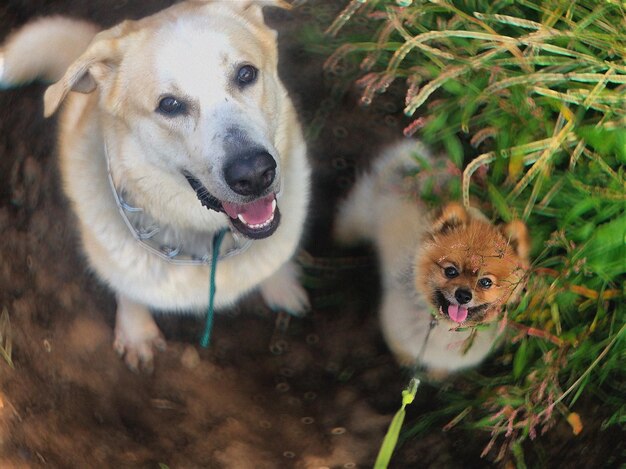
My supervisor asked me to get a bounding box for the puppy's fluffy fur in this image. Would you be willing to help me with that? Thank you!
[0,1,310,371]
[336,141,529,375]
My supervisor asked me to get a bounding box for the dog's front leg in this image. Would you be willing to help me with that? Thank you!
[259,261,309,316]
[113,294,166,373]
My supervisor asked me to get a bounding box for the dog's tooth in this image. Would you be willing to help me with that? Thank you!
[271,199,276,213]
[238,209,275,231]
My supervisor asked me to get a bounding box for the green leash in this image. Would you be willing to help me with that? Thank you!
[374,318,436,467]
[374,377,420,468]
[200,229,227,348]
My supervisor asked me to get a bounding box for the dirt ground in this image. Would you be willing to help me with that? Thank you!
[0,1,623,468]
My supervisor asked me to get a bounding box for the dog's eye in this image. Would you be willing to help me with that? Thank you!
[157,96,186,116]
[237,64,258,86]
[478,278,493,289]
[444,266,459,278]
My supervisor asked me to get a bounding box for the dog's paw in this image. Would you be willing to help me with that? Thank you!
[114,295,166,373]
[113,328,166,374]
[268,281,310,317]
[260,261,310,316]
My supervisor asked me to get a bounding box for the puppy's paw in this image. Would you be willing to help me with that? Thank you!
[423,368,452,383]
[114,295,166,373]
[393,350,419,368]
[260,261,310,316]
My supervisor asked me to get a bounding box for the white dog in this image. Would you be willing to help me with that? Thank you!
[0,0,311,371]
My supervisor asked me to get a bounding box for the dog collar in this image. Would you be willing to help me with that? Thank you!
[104,142,252,265]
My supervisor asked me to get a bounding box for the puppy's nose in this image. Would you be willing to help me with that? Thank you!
[455,288,472,304]
[224,150,276,196]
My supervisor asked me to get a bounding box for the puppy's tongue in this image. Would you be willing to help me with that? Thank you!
[448,304,468,323]
[222,195,275,225]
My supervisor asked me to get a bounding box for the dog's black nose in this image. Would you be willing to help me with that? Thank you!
[224,150,276,196]
[455,288,472,304]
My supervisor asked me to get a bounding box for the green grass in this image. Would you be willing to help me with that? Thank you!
[307,0,625,464]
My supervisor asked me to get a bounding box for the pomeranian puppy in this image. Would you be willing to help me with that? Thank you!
[335,141,529,376]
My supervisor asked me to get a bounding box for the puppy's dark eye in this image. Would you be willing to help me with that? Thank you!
[478,278,493,289]
[444,266,459,278]
[157,96,186,116]
[237,64,258,86]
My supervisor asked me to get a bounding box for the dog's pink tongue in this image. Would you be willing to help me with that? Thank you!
[222,195,275,225]
[448,304,468,323]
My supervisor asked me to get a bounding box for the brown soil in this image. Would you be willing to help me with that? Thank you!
[0,1,622,468]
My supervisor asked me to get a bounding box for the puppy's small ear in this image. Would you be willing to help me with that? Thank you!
[43,21,135,117]
[501,220,530,262]
[432,202,469,235]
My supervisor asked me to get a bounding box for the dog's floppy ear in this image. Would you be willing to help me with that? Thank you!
[432,202,469,235]
[501,220,530,263]
[43,21,135,117]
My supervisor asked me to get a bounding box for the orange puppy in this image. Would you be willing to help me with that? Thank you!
[336,141,529,376]
[419,203,529,326]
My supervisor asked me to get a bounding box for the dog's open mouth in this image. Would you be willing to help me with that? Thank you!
[222,195,280,239]
[434,291,488,324]
[184,172,280,239]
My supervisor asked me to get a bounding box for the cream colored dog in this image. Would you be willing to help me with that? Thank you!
[0,0,310,371]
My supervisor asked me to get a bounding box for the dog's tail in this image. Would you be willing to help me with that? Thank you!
[334,140,433,244]
[334,169,379,244]
[0,17,98,88]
